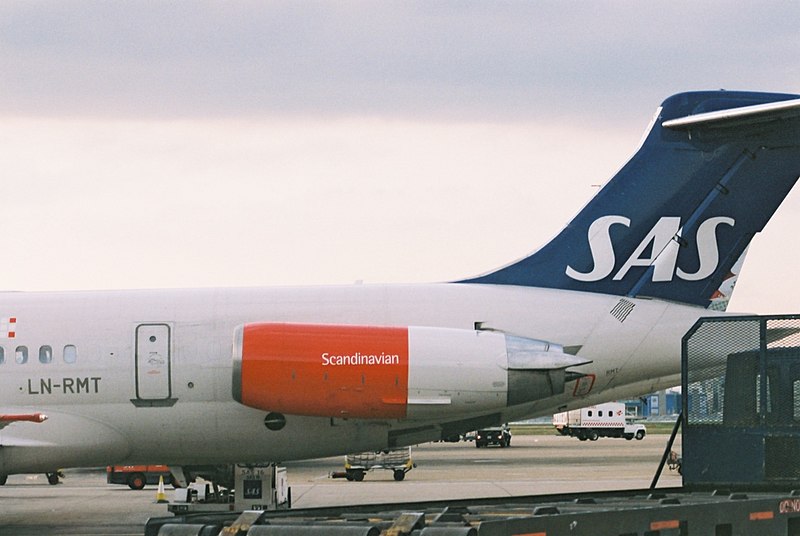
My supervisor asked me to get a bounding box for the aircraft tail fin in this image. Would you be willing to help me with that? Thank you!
[461,91,800,309]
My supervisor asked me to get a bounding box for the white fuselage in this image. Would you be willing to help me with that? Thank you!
[0,283,718,473]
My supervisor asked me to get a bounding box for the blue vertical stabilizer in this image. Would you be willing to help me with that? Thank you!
[461,91,800,308]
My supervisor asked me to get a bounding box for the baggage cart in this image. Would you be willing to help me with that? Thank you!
[341,447,414,481]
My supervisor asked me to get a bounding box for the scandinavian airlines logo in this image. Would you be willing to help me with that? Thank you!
[321,352,400,366]
[566,215,734,283]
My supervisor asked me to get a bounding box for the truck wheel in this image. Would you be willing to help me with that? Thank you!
[588,430,599,441]
[624,434,633,440]
[578,434,588,441]
[393,470,405,481]
[127,473,147,490]
[635,430,645,440]
[353,471,365,482]
[46,472,60,485]
[0,474,7,486]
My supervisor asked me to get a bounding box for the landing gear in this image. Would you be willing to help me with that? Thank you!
[0,472,60,486]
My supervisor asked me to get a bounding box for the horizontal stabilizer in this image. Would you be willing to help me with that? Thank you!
[663,97,800,130]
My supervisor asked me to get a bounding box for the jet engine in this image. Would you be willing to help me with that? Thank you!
[232,323,590,420]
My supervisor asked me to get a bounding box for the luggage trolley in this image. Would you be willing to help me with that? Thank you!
[342,447,414,481]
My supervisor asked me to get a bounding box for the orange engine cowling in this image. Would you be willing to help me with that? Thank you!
[232,322,591,421]
[232,323,410,419]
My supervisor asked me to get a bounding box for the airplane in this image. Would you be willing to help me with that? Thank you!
[1,90,800,484]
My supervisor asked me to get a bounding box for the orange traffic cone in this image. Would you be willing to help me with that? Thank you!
[155,475,168,503]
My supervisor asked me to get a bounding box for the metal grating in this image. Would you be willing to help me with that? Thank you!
[683,316,800,426]
[681,314,800,487]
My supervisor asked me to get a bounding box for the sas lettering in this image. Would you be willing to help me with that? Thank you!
[566,215,734,283]
[27,377,102,395]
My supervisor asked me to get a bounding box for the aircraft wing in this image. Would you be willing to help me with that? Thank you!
[767,327,800,346]
[0,413,48,431]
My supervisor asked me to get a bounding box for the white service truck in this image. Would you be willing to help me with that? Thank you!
[553,402,646,441]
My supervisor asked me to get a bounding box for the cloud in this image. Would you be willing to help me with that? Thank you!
[0,114,635,289]
[2,2,798,121]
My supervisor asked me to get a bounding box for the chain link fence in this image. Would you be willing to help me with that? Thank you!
[682,315,800,487]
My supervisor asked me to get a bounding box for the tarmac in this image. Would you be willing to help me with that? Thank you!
[0,433,682,536]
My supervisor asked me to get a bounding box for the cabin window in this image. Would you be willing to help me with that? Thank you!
[0,346,4,364]
[15,346,28,364]
[39,345,53,364]
[598,411,604,417]
[587,410,593,417]
[63,345,77,364]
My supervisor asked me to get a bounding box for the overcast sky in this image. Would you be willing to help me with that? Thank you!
[1,1,799,313]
